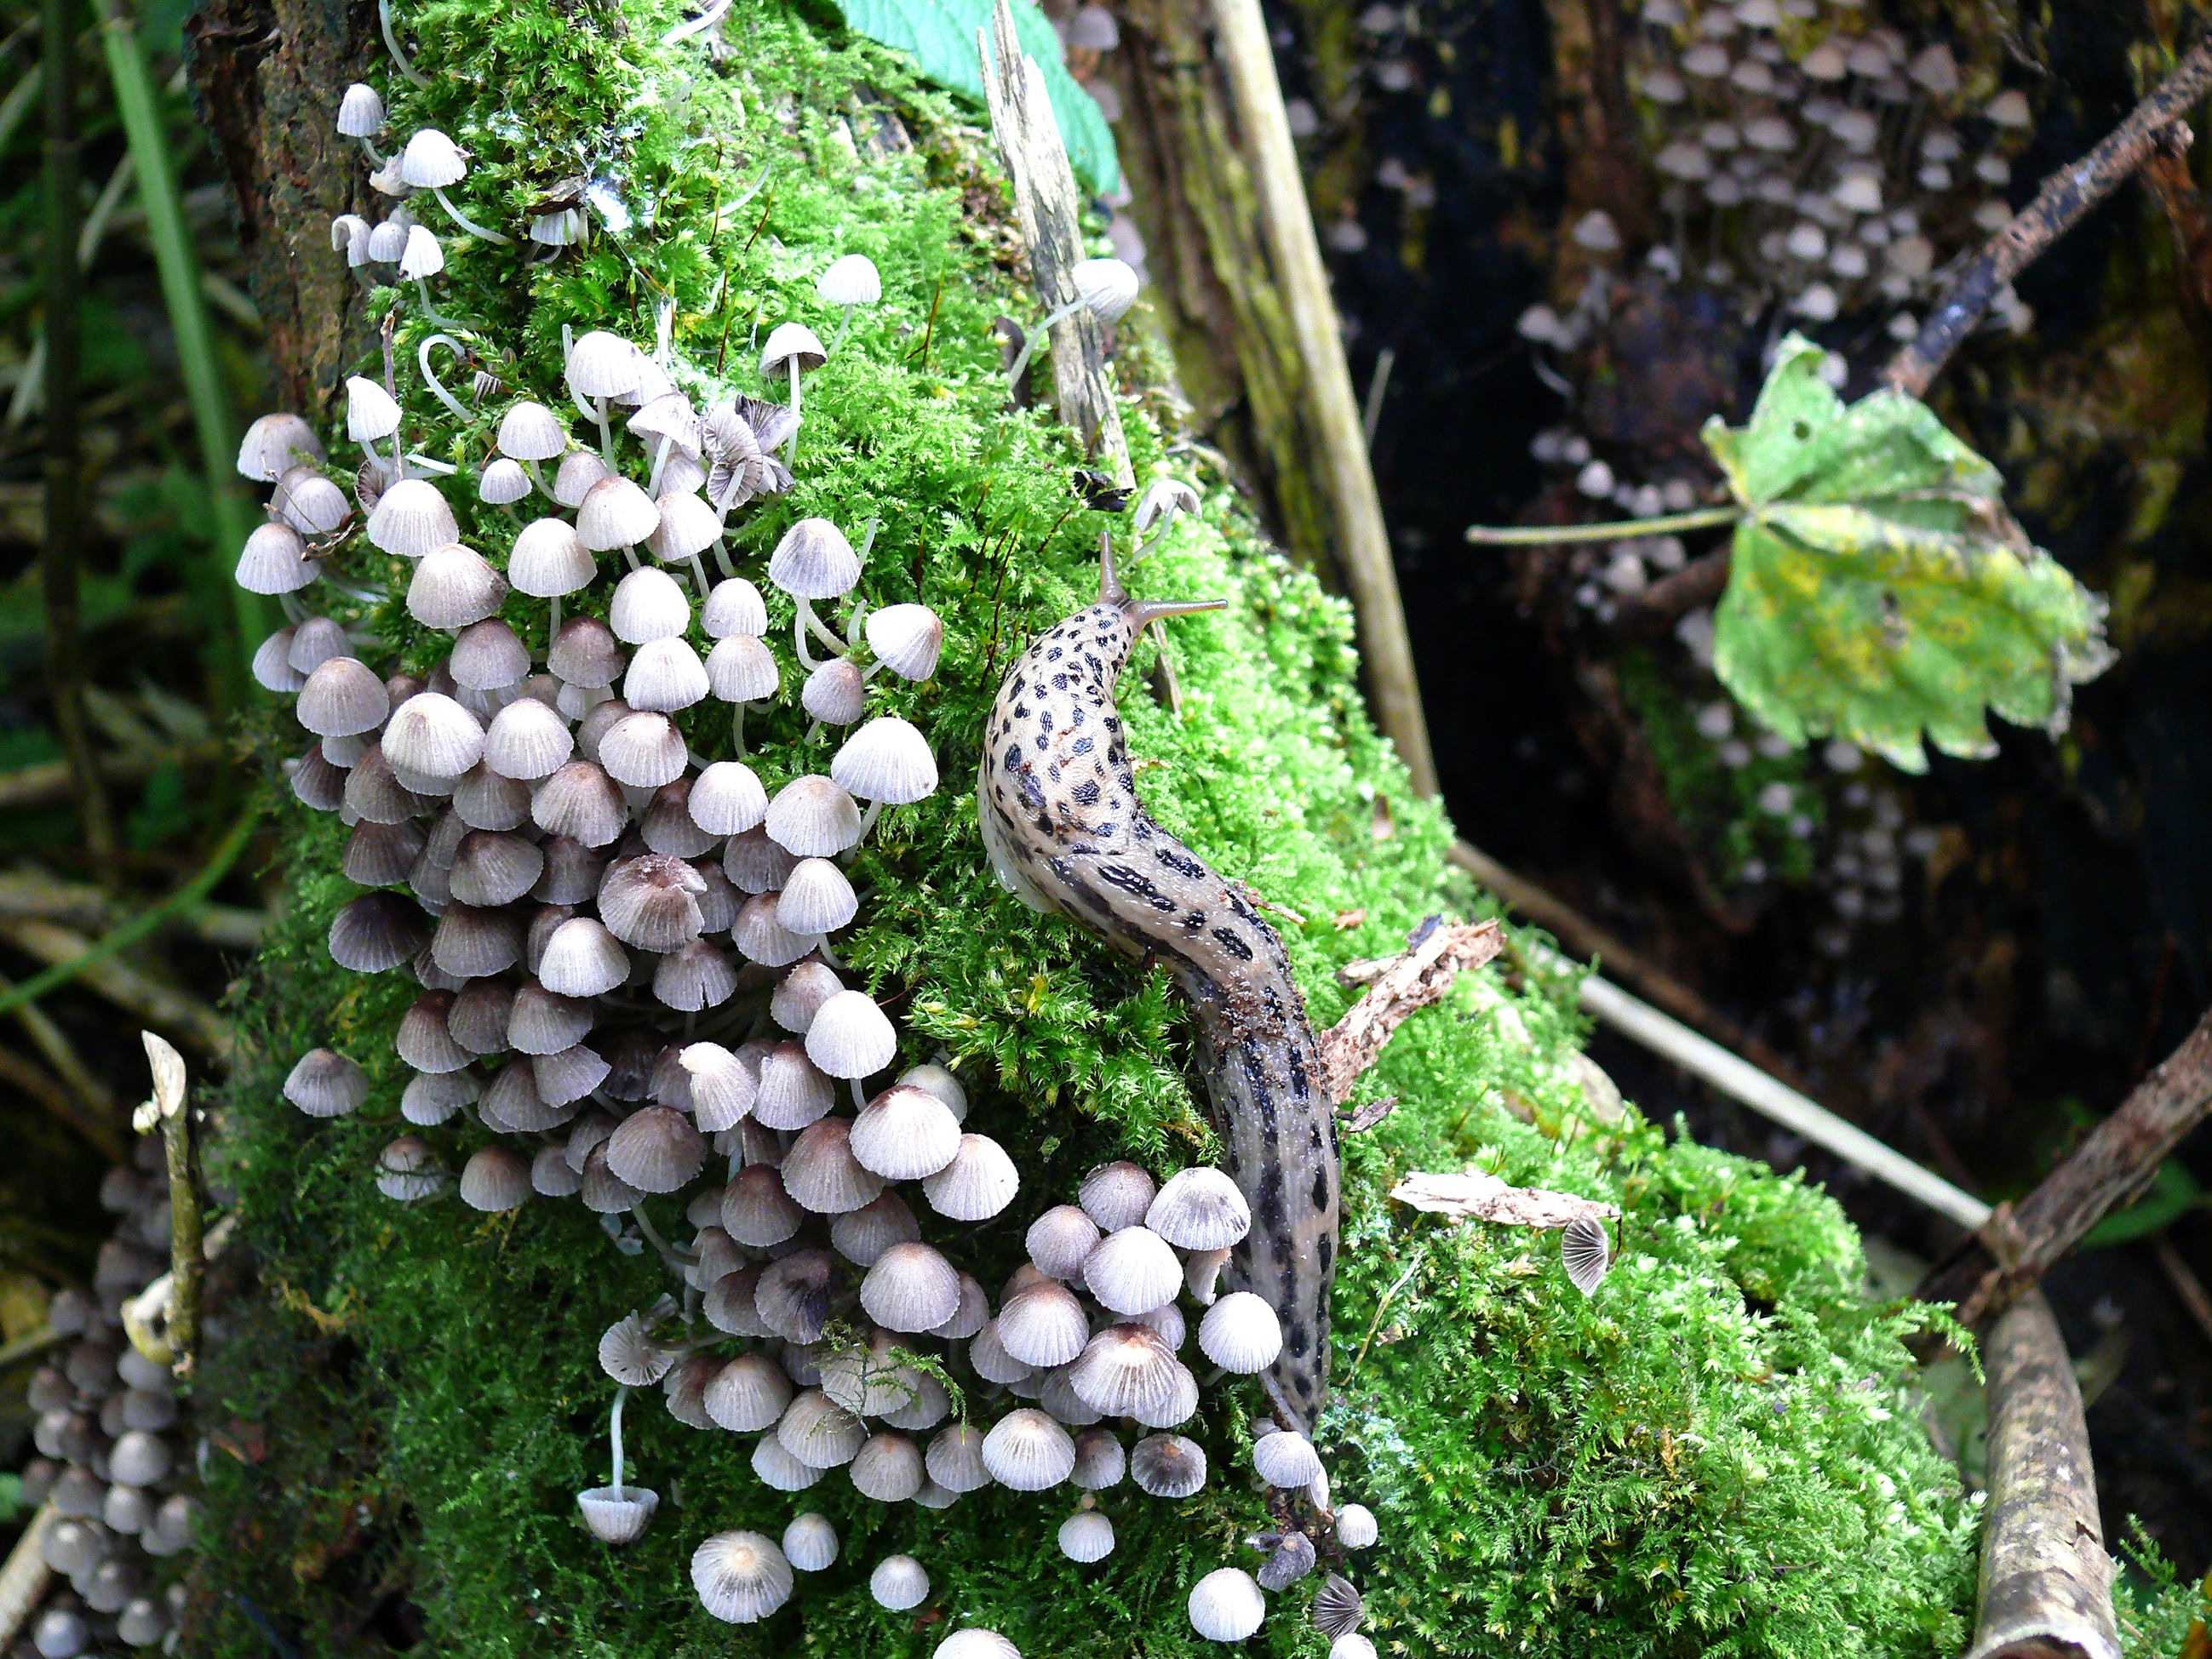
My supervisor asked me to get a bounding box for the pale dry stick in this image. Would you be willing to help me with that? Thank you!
[1578,959,1993,1230]
[977,0,1133,489]
[0,869,265,948]
[1888,32,2212,399]
[0,1502,58,1650]
[1923,1004,2212,1325]
[1209,0,1438,799]
[1963,1291,2120,1659]
[2152,1236,2212,1353]
[0,916,232,1058]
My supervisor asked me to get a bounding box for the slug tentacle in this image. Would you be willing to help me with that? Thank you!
[977,534,1338,1431]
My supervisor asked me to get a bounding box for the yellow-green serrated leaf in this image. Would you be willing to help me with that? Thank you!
[828,0,1120,195]
[1704,335,2112,773]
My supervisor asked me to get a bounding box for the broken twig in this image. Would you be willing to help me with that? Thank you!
[1319,918,1502,1104]
[1390,1170,1619,1230]
[1963,1292,2119,1659]
[1923,1004,2212,1326]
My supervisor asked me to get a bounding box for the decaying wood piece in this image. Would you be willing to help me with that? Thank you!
[0,1503,58,1649]
[1923,1004,2212,1326]
[184,0,378,412]
[1390,1170,1619,1230]
[978,0,1132,489]
[1206,0,1436,798]
[1319,917,1502,1104]
[1964,1292,2120,1659]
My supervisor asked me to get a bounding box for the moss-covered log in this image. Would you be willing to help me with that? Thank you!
[182,3,1979,1654]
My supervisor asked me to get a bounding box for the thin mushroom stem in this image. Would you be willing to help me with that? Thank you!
[854,798,883,843]
[831,303,854,356]
[417,334,473,423]
[410,277,470,333]
[1462,505,1743,546]
[630,1203,695,1272]
[792,597,846,667]
[647,432,675,497]
[592,393,615,468]
[731,701,748,757]
[785,358,802,466]
[427,184,510,245]
[609,1384,629,1491]
[711,543,736,581]
[354,135,384,168]
[547,595,561,652]
[686,552,711,598]
[1003,295,1087,388]
[523,456,557,501]
[278,591,310,626]
[378,0,430,88]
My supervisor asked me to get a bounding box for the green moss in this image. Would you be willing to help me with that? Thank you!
[192,1,1978,1653]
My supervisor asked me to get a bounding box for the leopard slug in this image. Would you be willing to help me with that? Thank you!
[977,533,1338,1432]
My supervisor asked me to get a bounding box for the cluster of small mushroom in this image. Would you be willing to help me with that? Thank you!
[656,1154,1378,1651]
[18,1143,200,1656]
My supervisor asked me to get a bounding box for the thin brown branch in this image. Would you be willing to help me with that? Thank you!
[0,865,267,947]
[0,967,124,1155]
[1608,546,1731,632]
[2152,1236,2212,1354]
[0,916,233,1058]
[0,741,219,814]
[1886,34,2212,399]
[1964,1291,2120,1659]
[1922,1004,2212,1325]
[1319,918,1502,1103]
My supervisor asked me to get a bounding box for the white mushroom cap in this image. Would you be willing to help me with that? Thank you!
[777,1387,868,1467]
[577,475,662,552]
[566,330,645,400]
[920,1133,1019,1221]
[859,1239,961,1332]
[703,577,769,638]
[381,692,485,781]
[507,518,595,598]
[802,657,868,725]
[1026,1204,1101,1279]
[934,1629,1021,1659]
[767,517,861,599]
[925,1422,992,1492]
[1084,1226,1182,1315]
[1253,1428,1324,1488]
[805,988,897,1078]
[1057,1509,1115,1562]
[1078,1161,1156,1232]
[817,253,883,307]
[751,1430,828,1492]
[236,412,324,480]
[398,224,445,279]
[994,1280,1088,1369]
[346,375,402,441]
[1197,1291,1282,1372]
[553,449,610,506]
[235,523,316,595]
[897,1061,967,1120]
[706,635,779,702]
[850,1083,961,1179]
[1188,1568,1265,1641]
[479,457,532,506]
[537,917,628,997]
[832,717,939,804]
[408,543,508,629]
[848,1433,925,1503]
[865,603,944,679]
[1335,1502,1378,1548]
[1071,1429,1126,1490]
[691,1530,794,1623]
[398,128,467,188]
[782,1512,839,1571]
[759,320,828,375]
[367,478,458,558]
[771,958,845,1033]
[982,1407,1075,1490]
[609,565,692,644]
[336,83,385,137]
[765,775,862,856]
[691,761,770,836]
[457,1145,531,1211]
[1067,1324,1184,1420]
[1072,257,1139,321]
[496,400,567,461]
[782,1118,887,1213]
[297,657,390,737]
[868,1552,930,1609]
[648,490,723,563]
[1146,1166,1251,1250]
[1986,88,2031,129]
[1331,1635,1378,1659]
[623,637,711,712]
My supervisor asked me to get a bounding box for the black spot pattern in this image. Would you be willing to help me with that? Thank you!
[977,590,1338,1432]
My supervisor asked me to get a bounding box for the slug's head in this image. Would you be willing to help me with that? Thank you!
[1096,530,1227,633]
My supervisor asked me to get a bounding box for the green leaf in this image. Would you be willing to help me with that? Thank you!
[828,0,1121,196]
[1703,335,2113,773]
[2079,1158,2208,1250]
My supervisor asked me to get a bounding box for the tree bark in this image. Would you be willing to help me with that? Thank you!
[184,0,378,415]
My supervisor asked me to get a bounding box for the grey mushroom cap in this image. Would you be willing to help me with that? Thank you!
[1187,1567,1266,1643]
[817,253,883,307]
[284,1048,368,1117]
[691,1530,794,1623]
[766,518,860,600]
[576,1484,658,1545]
[759,320,828,376]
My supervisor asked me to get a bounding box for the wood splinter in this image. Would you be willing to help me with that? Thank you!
[1319,917,1503,1105]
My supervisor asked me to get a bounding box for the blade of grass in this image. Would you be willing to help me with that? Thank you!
[91,0,264,695]
[45,0,120,881]
[0,799,261,1027]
